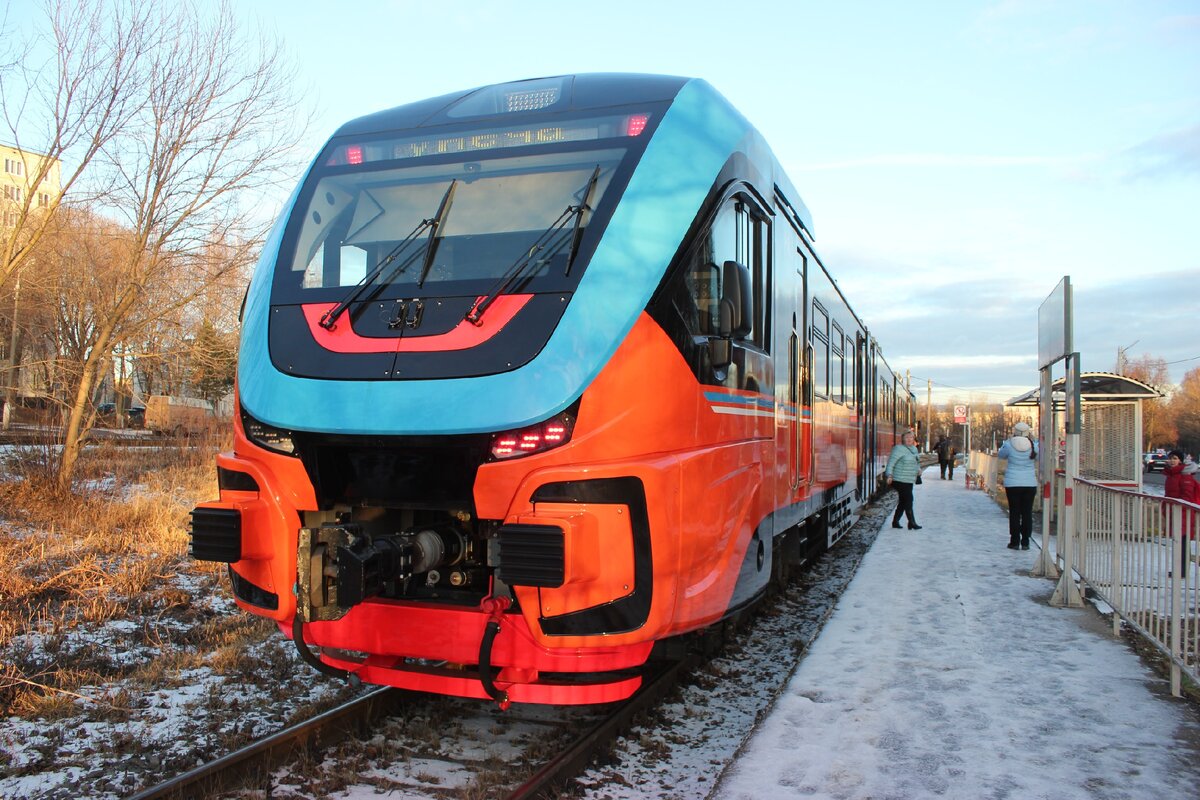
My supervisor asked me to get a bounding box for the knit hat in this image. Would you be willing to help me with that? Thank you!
[1013,422,1032,435]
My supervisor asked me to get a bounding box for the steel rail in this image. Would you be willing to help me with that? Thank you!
[505,657,692,800]
[126,686,407,800]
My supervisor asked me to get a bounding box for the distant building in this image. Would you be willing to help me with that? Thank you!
[0,142,62,227]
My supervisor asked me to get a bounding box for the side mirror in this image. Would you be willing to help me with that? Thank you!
[721,260,752,339]
[709,297,733,368]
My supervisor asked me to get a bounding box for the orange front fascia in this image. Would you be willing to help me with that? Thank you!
[516,502,636,622]
[203,411,319,623]
[475,313,776,651]
[301,601,652,674]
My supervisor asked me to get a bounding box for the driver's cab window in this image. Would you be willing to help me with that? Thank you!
[674,196,767,344]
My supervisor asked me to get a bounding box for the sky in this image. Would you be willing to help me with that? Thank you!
[11,0,1200,404]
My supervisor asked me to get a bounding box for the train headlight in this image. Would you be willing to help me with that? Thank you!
[490,411,575,460]
[241,410,299,456]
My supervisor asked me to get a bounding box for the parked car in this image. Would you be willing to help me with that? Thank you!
[145,395,213,436]
[1145,453,1172,473]
[95,402,146,428]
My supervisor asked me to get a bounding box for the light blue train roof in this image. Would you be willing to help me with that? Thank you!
[238,76,799,435]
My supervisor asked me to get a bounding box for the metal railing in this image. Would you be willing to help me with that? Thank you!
[965,451,998,492]
[1073,479,1199,695]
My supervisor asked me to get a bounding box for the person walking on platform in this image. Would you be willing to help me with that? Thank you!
[1163,450,1198,576]
[886,430,923,530]
[934,434,957,480]
[998,421,1039,550]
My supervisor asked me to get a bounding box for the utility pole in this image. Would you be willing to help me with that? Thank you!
[925,378,932,451]
[1117,340,1138,374]
[905,369,912,434]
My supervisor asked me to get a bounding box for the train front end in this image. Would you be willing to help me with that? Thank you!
[189,75,758,704]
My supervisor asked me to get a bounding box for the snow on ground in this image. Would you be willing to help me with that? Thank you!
[716,467,1200,800]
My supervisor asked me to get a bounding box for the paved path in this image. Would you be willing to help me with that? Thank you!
[716,464,1200,799]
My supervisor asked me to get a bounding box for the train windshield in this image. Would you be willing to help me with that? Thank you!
[275,117,647,300]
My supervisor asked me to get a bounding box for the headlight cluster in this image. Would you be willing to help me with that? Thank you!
[241,410,298,456]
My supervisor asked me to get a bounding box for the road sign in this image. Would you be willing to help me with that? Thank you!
[954,405,967,424]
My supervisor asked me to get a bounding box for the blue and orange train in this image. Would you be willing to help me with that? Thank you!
[190,74,914,705]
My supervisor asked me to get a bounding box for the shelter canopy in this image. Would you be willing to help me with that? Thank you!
[1007,372,1162,408]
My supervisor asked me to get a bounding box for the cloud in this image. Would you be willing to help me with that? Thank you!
[795,153,1084,171]
[834,261,1199,402]
[1117,124,1200,181]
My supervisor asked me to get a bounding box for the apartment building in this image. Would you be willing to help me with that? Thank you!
[1,142,62,227]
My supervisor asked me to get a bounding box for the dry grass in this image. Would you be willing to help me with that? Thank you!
[0,431,240,717]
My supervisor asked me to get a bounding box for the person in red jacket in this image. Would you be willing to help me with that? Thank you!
[1164,450,1199,503]
[1163,450,1198,576]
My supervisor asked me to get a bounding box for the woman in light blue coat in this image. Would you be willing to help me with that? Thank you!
[886,430,923,529]
[998,421,1039,550]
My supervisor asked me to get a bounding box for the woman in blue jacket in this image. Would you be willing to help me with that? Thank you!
[998,421,1039,550]
[886,430,923,529]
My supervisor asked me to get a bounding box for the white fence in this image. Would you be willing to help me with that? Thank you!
[967,450,1198,694]
[1073,480,1199,695]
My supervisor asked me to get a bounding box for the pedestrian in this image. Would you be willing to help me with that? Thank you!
[886,430,923,530]
[934,434,957,480]
[997,421,1039,550]
[1163,450,1198,576]
[1164,450,1199,504]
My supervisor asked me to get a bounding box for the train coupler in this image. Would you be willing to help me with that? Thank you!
[478,596,513,708]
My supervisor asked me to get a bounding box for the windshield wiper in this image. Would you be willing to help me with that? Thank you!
[319,180,459,330]
[417,179,457,288]
[466,167,600,325]
[564,166,600,276]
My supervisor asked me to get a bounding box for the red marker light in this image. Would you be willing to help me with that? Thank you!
[346,145,364,165]
[625,114,649,137]
[490,412,576,460]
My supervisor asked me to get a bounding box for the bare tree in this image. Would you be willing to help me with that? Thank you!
[0,0,154,284]
[1169,367,1200,457]
[45,0,305,489]
[1125,355,1177,450]
[0,1,162,426]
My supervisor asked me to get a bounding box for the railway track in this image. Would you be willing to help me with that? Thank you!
[126,494,894,799]
[127,657,692,799]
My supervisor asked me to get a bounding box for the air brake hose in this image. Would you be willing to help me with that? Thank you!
[478,597,511,708]
[292,614,359,686]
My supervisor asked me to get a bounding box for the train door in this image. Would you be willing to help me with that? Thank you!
[788,256,809,493]
[856,332,868,498]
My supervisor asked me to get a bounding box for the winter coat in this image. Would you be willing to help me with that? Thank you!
[998,436,1039,488]
[1164,462,1199,504]
[886,444,921,484]
[935,439,955,463]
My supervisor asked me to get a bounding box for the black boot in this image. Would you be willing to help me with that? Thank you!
[908,522,922,530]
[892,520,903,529]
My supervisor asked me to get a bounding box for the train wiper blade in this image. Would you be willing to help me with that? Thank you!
[564,166,600,276]
[466,169,598,325]
[319,181,459,331]
[417,180,458,288]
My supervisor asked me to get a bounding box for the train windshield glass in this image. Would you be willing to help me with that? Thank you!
[278,142,630,298]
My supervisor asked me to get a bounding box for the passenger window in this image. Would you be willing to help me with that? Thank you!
[811,302,829,398]
[832,324,845,405]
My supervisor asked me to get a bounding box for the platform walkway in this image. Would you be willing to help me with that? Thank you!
[716,463,1200,799]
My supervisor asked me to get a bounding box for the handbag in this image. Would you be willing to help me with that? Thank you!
[916,474,923,485]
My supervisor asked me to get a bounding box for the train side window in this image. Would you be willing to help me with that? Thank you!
[734,200,769,350]
[673,197,769,349]
[832,323,845,405]
[811,302,828,398]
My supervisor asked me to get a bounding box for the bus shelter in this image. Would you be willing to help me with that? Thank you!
[1007,371,1162,492]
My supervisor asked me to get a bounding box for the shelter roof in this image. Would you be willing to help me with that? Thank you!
[1006,372,1162,407]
